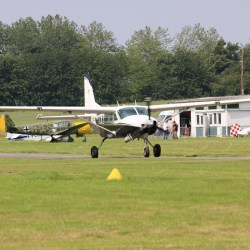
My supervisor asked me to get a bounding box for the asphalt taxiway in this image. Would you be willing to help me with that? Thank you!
[0,153,86,159]
[1,152,250,160]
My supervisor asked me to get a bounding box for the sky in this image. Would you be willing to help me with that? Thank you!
[0,0,250,45]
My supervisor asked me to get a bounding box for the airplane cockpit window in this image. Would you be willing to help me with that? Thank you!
[117,107,137,119]
[135,107,148,116]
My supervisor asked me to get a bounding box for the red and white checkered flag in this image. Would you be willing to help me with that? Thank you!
[230,124,241,137]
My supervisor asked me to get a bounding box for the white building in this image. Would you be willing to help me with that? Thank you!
[158,95,250,137]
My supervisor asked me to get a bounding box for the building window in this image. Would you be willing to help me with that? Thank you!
[207,113,222,125]
[214,113,217,124]
[209,106,217,110]
[196,115,204,125]
[227,104,239,109]
[218,113,221,124]
[196,115,200,125]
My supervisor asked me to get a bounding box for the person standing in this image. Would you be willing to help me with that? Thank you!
[172,121,178,139]
[184,124,189,137]
[162,120,170,140]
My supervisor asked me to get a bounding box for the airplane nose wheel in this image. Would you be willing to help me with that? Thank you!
[143,139,161,157]
[144,139,161,157]
[91,146,99,158]
[153,144,161,157]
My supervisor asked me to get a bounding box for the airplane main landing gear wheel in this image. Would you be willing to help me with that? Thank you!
[144,146,150,157]
[51,137,57,143]
[91,146,99,158]
[153,144,161,157]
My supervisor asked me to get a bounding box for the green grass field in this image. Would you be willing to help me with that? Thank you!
[1,133,250,157]
[0,135,250,249]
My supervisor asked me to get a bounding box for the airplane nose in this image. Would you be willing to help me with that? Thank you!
[142,119,157,127]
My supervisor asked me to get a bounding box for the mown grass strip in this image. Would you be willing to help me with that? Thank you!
[0,156,250,249]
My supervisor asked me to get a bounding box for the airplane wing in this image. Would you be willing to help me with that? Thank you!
[53,122,88,136]
[0,106,116,114]
[2,97,250,114]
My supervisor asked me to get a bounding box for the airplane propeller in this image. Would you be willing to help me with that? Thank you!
[144,96,164,134]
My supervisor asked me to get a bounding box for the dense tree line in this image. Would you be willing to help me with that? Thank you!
[0,15,249,105]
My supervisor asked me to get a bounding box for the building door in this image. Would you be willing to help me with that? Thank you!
[180,111,191,136]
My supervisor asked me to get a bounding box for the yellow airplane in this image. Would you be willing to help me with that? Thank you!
[0,113,90,142]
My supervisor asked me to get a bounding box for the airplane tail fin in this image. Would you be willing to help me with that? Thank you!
[0,114,6,134]
[84,74,101,108]
[0,114,16,134]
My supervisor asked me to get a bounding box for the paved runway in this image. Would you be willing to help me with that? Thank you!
[0,153,149,159]
[0,153,87,159]
[1,152,250,160]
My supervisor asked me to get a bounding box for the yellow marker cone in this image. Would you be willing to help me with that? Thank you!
[107,168,122,180]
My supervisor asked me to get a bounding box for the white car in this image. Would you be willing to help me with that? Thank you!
[237,127,250,137]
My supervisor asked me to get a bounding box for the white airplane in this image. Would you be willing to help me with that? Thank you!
[237,127,250,137]
[2,74,250,157]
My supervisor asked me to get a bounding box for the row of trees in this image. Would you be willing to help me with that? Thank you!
[0,15,250,105]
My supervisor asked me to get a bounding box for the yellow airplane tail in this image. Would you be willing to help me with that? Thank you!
[0,113,6,134]
[0,113,16,134]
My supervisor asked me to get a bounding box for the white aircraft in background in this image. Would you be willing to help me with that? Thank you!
[1,74,250,158]
[237,127,250,137]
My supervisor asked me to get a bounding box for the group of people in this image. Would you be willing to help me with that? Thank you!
[162,120,178,140]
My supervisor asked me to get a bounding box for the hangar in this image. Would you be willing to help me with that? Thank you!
[158,95,250,137]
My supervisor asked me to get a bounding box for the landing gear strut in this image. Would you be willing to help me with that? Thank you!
[144,146,150,157]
